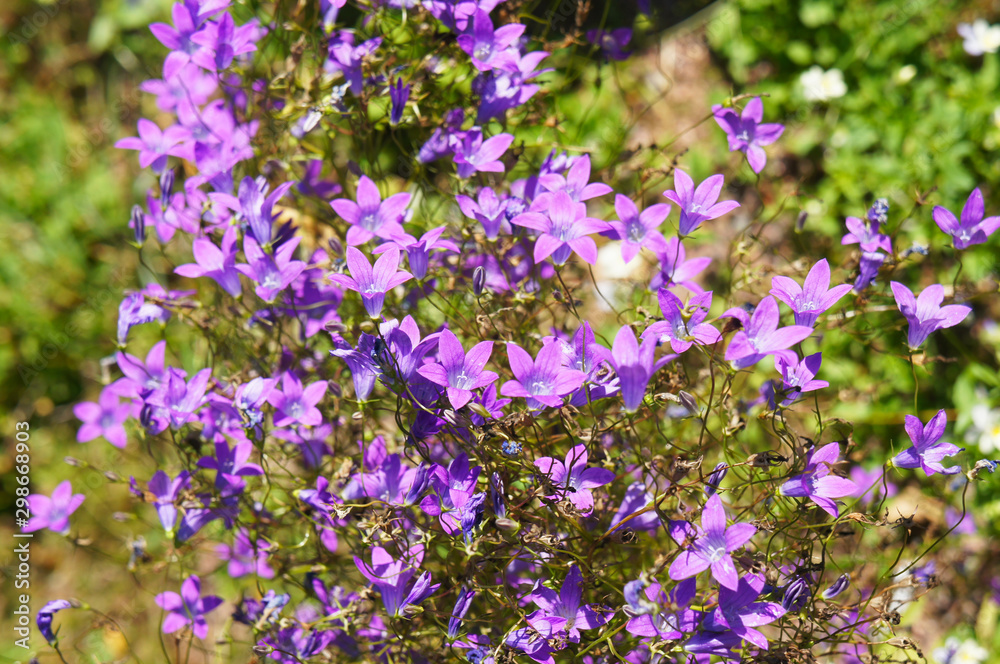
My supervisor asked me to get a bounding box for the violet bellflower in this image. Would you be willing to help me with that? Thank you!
[197,439,264,489]
[933,188,1000,249]
[217,528,274,579]
[267,372,328,427]
[448,587,476,639]
[712,97,785,173]
[544,321,618,407]
[770,258,853,328]
[608,325,675,413]
[649,237,711,293]
[115,118,191,173]
[37,599,74,645]
[146,367,212,429]
[473,49,551,124]
[23,481,85,535]
[228,176,294,246]
[537,154,613,202]
[586,27,633,61]
[668,493,756,590]
[325,32,382,94]
[330,175,410,246]
[329,246,413,319]
[510,191,611,265]
[773,352,828,407]
[73,386,132,449]
[642,289,721,354]
[606,194,671,263]
[500,342,586,410]
[527,565,614,642]
[190,11,259,71]
[779,442,858,517]
[701,573,786,650]
[452,128,515,178]
[890,281,972,350]
[353,544,440,617]
[175,226,242,297]
[111,340,167,397]
[148,469,191,535]
[416,328,498,409]
[236,236,306,303]
[117,292,167,346]
[372,225,459,280]
[457,9,524,71]
[154,575,223,639]
[890,409,964,476]
[663,169,740,236]
[456,187,511,239]
[388,78,411,125]
[721,295,814,370]
[533,443,616,515]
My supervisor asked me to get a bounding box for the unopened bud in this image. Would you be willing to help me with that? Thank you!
[821,573,850,599]
[159,169,174,202]
[703,462,728,497]
[472,266,486,296]
[131,205,146,246]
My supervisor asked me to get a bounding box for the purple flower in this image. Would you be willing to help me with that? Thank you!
[474,49,551,124]
[544,322,617,407]
[456,187,510,239]
[500,342,586,410]
[325,32,382,94]
[722,296,814,369]
[115,118,190,173]
[373,225,459,280]
[891,409,964,476]
[642,289,721,354]
[933,188,1000,250]
[389,78,410,125]
[527,565,614,642]
[331,175,410,246]
[154,575,223,639]
[533,443,615,515]
[608,325,674,413]
[703,573,785,649]
[457,10,524,71]
[330,333,381,400]
[416,328,498,409]
[117,292,167,346]
[175,226,242,297]
[330,246,413,319]
[229,176,294,247]
[770,259,853,328]
[197,440,264,488]
[511,191,611,265]
[537,154,613,202]
[217,529,274,578]
[74,386,131,449]
[779,442,858,517]
[585,28,632,61]
[268,372,327,427]
[190,12,259,71]
[448,587,476,639]
[452,128,515,178]
[842,215,892,253]
[37,599,74,645]
[146,367,212,429]
[23,481,85,534]
[606,194,671,263]
[774,352,828,406]
[663,169,740,236]
[712,97,785,173]
[148,469,191,534]
[354,545,440,617]
[236,236,306,303]
[890,281,972,350]
[650,237,711,293]
[854,250,886,293]
[668,493,756,590]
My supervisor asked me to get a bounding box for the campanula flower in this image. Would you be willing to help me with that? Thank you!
[779,442,858,517]
[586,28,633,61]
[146,367,212,429]
[537,154,613,202]
[236,236,306,303]
[388,78,410,125]
[74,386,132,449]
[330,175,410,246]
[721,296,814,370]
[457,10,524,71]
[23,481,85,535]
[175,226,242,297]
[511,191,611,265]
[703,573,785,649]
[608,325,675,413]
[148,469,191,534]
[663,169,740,236]
[330,246,413,319]
[448,587,476,639]
[456,187,511,239]
[533,444,615,515]
[373,226,459,280]
[452,128,515,178]
[217,528,274,578]
[891,409,964,476]
[712,97,785,173]
[642,289,721,354]
[416,328,498,409]
[37,599,74,645]
[526,565,614,642]
[606,194,671,263]
[889,281,972,350]
[353,544,440,617]
[932,188,1000,250]
[650,237,711,293]
[115,118,191,173]
[770,258,853,328]
[325,32,382,94]
[500,342,586,410]
[154,575,223,639]
[669,493,756,590]
[773,352,828,406]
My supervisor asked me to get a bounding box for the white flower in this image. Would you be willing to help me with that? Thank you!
[799,66,847,102]
[966,403,1000,454]
[933,637,989,664]
[958,19,1000,56]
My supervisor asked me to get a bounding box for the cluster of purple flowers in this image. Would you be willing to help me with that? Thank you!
[31,0,1000,662]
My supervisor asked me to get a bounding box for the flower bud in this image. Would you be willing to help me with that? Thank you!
[703,462,728,497]
[782,577,810,611]
[159,169,174,203]
[472,266,486,296]
[130,205,146,246]
[821,573,850,599]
